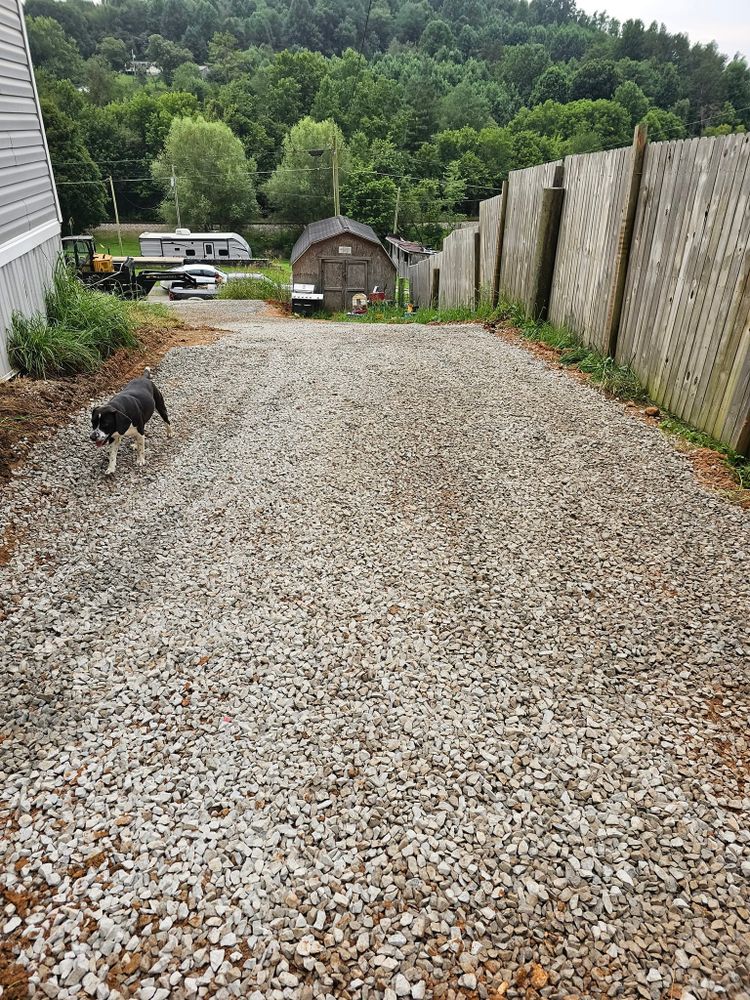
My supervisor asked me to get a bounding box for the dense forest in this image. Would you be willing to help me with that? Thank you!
[27,0,750,249]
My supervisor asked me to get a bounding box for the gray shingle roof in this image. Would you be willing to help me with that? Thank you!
[291,215,389,264]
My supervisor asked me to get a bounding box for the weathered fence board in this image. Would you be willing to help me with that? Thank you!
[549,144,635,353]
[438,225,478,309]
[479,192,504,303]
[617,132,750,453]
[499,160,562,311]
[409,256,434,308]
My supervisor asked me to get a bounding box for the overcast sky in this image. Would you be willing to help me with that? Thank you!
[580,0,750,62]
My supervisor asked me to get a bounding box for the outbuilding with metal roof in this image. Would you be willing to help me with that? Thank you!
[291,215,396,312]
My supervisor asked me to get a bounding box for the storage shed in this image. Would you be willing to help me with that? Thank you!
[291,215,396,312]
[0,0,62,379]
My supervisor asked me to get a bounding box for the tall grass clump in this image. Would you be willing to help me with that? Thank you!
[9,262,137,378]
[218,274,290,306]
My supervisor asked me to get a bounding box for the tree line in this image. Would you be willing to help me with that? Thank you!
[27,0,750,249]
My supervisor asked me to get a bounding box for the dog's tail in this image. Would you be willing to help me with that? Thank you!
[144,367,151,379]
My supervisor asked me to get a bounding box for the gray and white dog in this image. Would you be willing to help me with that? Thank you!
[90,367,172,475]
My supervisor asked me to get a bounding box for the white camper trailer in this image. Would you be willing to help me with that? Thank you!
[139,229,251,261]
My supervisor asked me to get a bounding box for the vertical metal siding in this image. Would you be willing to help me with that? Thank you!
[0,234,60,378]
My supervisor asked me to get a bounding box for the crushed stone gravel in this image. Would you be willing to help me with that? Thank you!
[1,313,749,1000]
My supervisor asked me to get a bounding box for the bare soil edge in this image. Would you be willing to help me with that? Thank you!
[0,322,224,565]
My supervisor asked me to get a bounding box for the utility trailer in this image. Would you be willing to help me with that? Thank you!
[62,236,199,299]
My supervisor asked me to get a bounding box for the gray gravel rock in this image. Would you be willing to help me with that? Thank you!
[1,311,749,999]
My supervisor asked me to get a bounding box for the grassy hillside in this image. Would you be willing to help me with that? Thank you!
[28,0,749,245]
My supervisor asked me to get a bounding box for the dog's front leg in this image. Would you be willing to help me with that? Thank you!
[135,431,146,466]
[105,438,120,475]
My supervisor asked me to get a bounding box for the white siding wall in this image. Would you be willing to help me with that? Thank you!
[0,0,61,378]
[0,234,60,377]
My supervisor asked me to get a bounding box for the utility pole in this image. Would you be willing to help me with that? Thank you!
[393,185,401,234]
[171,165,182,229]
[332,136,340,216]
[108,176,123,253]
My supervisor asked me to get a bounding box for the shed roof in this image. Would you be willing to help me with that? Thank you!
[291,215,393,264]
[386,236,436,255]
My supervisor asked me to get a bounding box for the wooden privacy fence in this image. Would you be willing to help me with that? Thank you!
[548,132,645,355]
[617,132,750,454]
[408,128,750,455]
[438,225,479,309]
[410,255,433,308]
[479,192,505,303]
[499,161,563,314]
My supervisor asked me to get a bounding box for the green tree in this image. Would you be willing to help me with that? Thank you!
[172,62,211,100]
[41,98,108,230]
[96,36,130,72]
[264,117,348,222]
[438,80,493,130]
[724,58,750,127]
[85,57,119,107]
[26,16,85,82]
[152,117,258,228]
[641,107,687,140]
[501,43,550,100]
[341,167,398,234]
[569,59,620,100]
[146,34,194,83]
[530,66,570,105]
[420,20,455,56]
[613,81,650,126]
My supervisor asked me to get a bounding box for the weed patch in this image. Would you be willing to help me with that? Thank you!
[219,274,290,305]
[8,263,141,378]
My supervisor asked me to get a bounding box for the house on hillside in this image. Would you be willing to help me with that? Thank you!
[386,236,437,280]
[0,0,61,379]
[291,215,396,312]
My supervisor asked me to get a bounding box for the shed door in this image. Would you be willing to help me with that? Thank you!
[322,259,346,312]
[347,262,367,294]
[321,258,369,311]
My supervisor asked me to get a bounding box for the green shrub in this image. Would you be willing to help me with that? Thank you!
[8,312,99,378]
[8,261,138,378]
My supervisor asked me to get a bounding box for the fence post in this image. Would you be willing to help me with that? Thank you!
[431,266,440,307]
[604,123,648,357]
[529,164,565,321]
[492,180,509,307]
[474,230,481,309]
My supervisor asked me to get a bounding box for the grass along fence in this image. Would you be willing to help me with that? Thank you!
[411,128,750,456]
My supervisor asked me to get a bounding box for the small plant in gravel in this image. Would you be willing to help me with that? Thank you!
[9,263,139,378]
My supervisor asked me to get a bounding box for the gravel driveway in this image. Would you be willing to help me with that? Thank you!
[1,310,749,1000]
